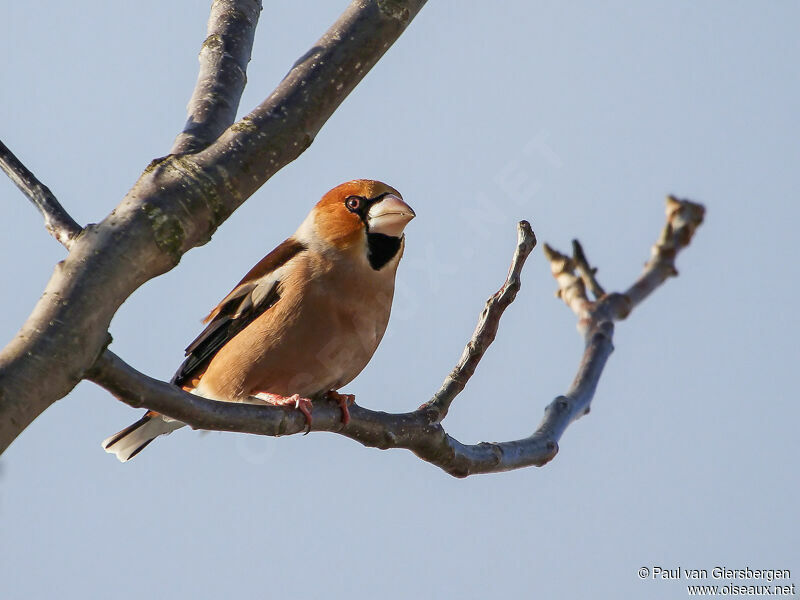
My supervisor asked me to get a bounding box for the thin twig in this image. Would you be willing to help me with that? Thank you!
[0,139,82,249]
[624,196,705,310]
[542,243,591,321]
[171,0,263,154]
[572,239,605,299]
[535,322,615,441]
[420,221,536,422]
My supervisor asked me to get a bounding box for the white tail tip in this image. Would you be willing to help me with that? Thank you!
[102,413,184,462]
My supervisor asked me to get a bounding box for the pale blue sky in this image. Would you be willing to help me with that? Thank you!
[1,2,797,599]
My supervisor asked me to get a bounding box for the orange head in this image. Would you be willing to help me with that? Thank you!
[305,180,415,257]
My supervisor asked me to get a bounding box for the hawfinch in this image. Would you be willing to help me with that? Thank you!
[103,180,415,461]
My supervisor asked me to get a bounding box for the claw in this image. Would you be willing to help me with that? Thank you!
[254,391,313,434]
[292,394,313,435]
[326,391,355,426]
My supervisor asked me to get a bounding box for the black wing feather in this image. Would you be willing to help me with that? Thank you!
[171,239,306,388]
[170,280,279,386]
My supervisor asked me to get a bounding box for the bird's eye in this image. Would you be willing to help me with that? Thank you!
[345,196,363,211]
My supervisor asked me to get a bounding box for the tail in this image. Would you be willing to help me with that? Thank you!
[102,411,184,462]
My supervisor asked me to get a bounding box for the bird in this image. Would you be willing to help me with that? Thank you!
[102,179,415,462]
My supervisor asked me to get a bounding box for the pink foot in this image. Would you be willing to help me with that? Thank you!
[256,392,313,433]
[326,391,355,426]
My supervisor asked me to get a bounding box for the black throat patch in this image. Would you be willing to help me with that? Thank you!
[367,233,402,270]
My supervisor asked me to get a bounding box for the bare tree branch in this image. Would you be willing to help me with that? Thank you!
[624,196,706,310]
[172,0,429,233]
[171,0,263,154]
[420,221,536,423]
[537,196,705,441]
[571,239,605,299]
[542,242,593,321]
[87,348,558,478]
[0,139,82,249]
[87,200,703,477]
[535,321,616,439]
[0,0,427,455]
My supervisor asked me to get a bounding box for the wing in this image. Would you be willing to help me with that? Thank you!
[171,238,306,387]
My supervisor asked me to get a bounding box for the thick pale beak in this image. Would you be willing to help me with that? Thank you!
[366,194,415,237]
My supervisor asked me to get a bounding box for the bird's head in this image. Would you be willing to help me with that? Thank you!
[299,179,416,270]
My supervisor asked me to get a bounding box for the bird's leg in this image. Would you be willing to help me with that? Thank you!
[254,392,313,433]
[326,391,355,426]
